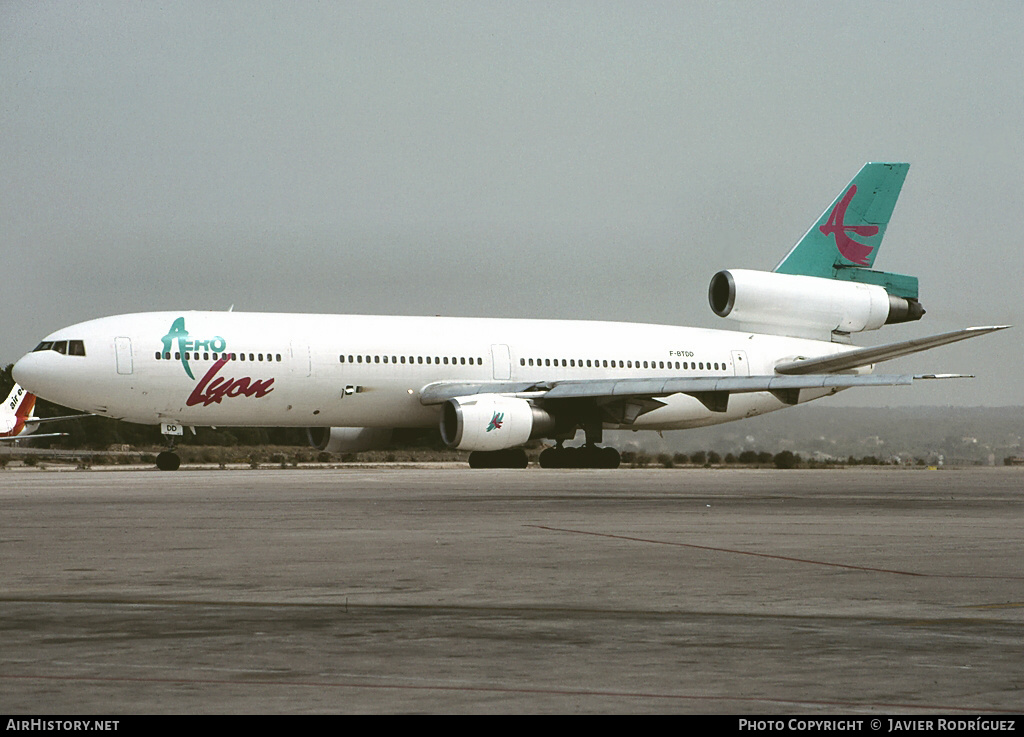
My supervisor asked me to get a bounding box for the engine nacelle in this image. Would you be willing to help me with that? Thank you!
[439,394,555,452]
[306,427,393,453]
[709,269,923,339]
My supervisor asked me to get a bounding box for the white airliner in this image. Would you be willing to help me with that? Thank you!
[11,163,1008,470]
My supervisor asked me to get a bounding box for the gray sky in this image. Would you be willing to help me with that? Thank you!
[3,1,1022,406]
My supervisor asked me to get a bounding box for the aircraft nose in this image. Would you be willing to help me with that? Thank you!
[12,351,60,399]
[11,353,32,387]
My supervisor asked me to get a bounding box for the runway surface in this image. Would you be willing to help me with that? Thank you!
[1,467,1022,714]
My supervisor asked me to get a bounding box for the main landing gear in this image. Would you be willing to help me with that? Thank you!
[538,413,621,468]
[539,444,621,469]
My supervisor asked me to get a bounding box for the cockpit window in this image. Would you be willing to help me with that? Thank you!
[32,339,86,357]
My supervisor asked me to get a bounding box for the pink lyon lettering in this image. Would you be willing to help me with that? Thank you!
[186,357,275,407]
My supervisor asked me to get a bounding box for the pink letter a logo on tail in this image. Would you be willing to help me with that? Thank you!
[819,185,877,266]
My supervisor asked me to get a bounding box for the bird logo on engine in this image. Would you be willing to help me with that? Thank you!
[486,412,504,432]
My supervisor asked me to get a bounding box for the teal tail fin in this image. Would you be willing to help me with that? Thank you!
[773,162,918,298]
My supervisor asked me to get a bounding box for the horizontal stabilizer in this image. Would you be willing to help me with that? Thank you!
[774,326,1010,375]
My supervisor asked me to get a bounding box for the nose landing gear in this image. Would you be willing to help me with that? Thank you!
[156,450,180,471]
[156,422,184,471]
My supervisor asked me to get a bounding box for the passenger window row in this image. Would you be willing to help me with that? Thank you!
[520,357,726,371]
[340,354,483,366]
[335,352,726,372]
[156,352,283,362]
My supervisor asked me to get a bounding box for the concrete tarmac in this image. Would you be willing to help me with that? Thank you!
[1,467,1022,714]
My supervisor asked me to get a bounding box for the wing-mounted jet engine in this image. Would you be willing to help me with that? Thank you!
[439,394,556,467]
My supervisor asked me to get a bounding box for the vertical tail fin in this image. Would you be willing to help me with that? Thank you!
[773,163,918,298]
[0,384,37,438]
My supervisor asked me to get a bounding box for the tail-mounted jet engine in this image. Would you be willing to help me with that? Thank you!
[440,394,555,452]
[708,269,924,338]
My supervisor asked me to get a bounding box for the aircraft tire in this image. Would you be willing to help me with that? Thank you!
[600,447,621,469]
[539,447,561,468]
[156,451,181,471]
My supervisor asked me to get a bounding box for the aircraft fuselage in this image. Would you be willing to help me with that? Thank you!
[12,311,851,431]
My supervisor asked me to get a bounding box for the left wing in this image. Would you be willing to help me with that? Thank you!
[420,373,966,416]
[420,374,922,404]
